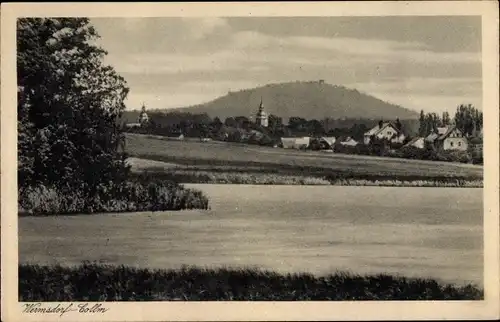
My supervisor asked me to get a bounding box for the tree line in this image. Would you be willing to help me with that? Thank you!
[124,110,421,145]
[418,104,482,137]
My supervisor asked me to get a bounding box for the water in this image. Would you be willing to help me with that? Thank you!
[18,185,483,286]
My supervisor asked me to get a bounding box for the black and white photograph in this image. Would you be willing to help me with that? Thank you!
[1,2,499,321]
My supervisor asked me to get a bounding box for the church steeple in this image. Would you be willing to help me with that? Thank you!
[138,102,149,126]
[255,97,268,127]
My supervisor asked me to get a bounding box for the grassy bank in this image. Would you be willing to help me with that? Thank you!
[19,263,483,301]
[131,169,483,188]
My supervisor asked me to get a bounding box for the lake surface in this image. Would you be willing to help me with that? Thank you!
[18,185,483,286]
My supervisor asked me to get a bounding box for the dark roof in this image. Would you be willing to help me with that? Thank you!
[365,122,403,137]
[404,137,423,146]
[436,125,463,141]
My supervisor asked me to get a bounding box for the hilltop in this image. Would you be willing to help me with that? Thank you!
[168,81,419,120]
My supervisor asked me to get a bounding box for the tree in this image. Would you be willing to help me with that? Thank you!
[418,110,426,136]
[442,111,451,126]
[17,18,130,195]
[288,116,307,134]
[268,114,282,133]
[454,104,482,137]
[395,118,402,131]
[224,117,237,128]
[211,116,223,129]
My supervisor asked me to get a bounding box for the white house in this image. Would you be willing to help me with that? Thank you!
[281,137,310,149]
[364,122,406,145]
[425,126,468,151]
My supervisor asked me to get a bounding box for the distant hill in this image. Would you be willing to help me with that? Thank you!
[169,81,419,121]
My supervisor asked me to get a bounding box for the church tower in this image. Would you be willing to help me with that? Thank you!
[255,98,268,127]
[138,103,149,126]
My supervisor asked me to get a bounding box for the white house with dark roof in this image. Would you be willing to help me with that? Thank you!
[364,121,406,145]
[425,125,468,151]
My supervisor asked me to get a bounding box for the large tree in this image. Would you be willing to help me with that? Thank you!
[17,18,130,195]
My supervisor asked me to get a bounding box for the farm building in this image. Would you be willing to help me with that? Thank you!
[281,137,311,149]
[425,126,468,151]
[338,136,358,146]
[364,121,406,145]
[319,137,336,149]
[404,137,425,149]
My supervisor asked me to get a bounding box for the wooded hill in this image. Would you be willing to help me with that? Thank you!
[173,81,418,120]
[123,81,419,122]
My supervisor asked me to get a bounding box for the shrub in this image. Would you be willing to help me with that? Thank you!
[18,180,209,216]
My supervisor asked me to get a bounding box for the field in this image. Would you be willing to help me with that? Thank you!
[124,134,483,183]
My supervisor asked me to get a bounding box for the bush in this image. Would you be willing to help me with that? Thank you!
[19,179,209,216]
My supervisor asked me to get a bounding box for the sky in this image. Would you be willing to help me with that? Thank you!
[91,16,482,114]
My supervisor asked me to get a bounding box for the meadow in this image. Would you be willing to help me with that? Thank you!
[124,134,483,186]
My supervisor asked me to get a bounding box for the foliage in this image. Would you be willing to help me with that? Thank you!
[17,18,130,196]
[454,104,483,137]
[418,105,482,138]
[397,145,472,163]
[19,179,209,215]
[19,263,483,301]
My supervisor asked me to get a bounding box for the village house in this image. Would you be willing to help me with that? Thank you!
[403,137,425,149]
[280,137,310,149]
[363,121,406,145]
[338,136,358,146]
[425,125,468,151]
[310,136,336,150]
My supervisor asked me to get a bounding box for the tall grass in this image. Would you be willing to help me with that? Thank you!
[19,263,483,301]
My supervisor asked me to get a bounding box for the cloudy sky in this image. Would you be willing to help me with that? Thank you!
[91,16,482,114]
